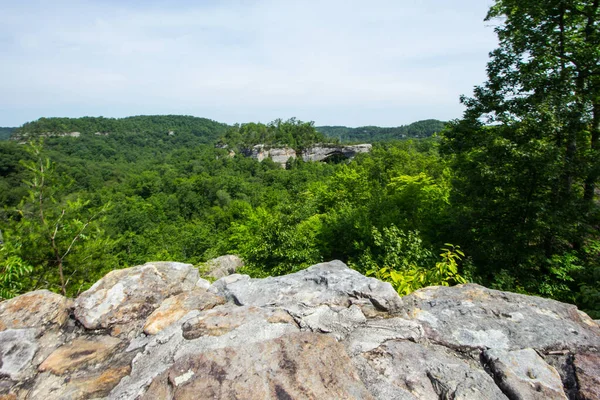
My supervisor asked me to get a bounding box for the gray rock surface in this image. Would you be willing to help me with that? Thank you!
[201,254,244,280]
[245,143,372,167]
[209,260,404,317]
[302,144,372,162]
[351,340,508,400]
[1,260,599,399]
[0,329,38,381]
[141,332,373,400]
[247,145,296,167]
[402,284,600,352]
[74,262,199,334]
[484,348,567,399]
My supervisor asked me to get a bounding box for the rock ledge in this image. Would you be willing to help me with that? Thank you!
[0,260,598,399]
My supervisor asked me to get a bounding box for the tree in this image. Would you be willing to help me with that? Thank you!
[3,140,115,296]
[442,0,600,303]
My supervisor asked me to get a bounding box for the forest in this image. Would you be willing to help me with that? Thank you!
[316,119,446,142]
[1,0,599,319]
[0,128,15,141]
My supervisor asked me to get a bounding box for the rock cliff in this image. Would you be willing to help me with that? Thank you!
[0,260,598,399]
[243,144,372,167]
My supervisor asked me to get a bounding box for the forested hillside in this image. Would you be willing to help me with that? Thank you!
[0,127,15,140]
[218,118,331,150]
[13,115,228,143]
[317,119,446,142]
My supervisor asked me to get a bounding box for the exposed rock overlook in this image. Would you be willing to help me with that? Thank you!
[243,144,372,167]
[0,260,598,399]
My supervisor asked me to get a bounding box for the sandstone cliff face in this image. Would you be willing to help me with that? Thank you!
[0,260,598,400]
[244,144,372,167]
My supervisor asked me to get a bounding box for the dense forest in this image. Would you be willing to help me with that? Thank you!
[316,119,446,142]
[1,0,599,320]
[0,127,15,140]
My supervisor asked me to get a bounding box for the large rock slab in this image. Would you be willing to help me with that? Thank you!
[351,339,508,400]
[484,348,567,399]
[209,260,403,317]
[302,144,372,162]
[108,304,299,399]
[0,290,71,331]
[74,262,199,332]
[403,284,600,351]
[141,332,373,400]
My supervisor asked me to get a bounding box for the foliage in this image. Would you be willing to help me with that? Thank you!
[1,140,117,296]
[441,0,600,316]
[0,127,15,141]
[0,240,33,300]
[317,119,446,142]
[219,118,329,151]
[356,225,466,296]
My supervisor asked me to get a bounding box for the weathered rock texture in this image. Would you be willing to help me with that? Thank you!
[244,144,372,167]
[302,143,372,162]
[1,260,599,399]
[201,255,244,280]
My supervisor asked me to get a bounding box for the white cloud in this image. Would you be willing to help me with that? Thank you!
[0,0,497,127]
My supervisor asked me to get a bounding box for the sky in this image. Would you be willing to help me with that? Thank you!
[0,0,498,128]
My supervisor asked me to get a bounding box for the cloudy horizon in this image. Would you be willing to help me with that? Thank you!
[1,0,497,128]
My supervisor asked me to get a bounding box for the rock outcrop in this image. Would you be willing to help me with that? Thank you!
[243,144,372,167]
[200,255,244,280]
[302,143,372,162]
[0,260,598,399]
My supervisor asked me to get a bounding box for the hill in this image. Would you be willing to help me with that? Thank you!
[12,115,229,144]
[0,127,15,140]
[316,119,446,142]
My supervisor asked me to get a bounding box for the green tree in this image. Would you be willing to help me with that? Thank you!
[442,0,600,302]
[3,141,115,296]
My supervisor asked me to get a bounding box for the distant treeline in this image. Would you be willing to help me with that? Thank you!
[218,118,332,151]
[13,115,229,144]
[316,119,446,142]
[0,127,15,140]
[9,116,446,146]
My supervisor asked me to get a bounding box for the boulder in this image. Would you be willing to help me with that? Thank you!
[209,260,404,317]
[402,284,600,351]
[201,255,244,280]
[74,262,199,333]
[0,290,71,331]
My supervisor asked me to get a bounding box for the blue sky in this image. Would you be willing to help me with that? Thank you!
[1,0,497,127]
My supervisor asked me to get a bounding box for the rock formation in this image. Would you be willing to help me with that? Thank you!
[0,260,598,399]
[301,143,372,162]
[200,255,244,280]
[243,144,372,167]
